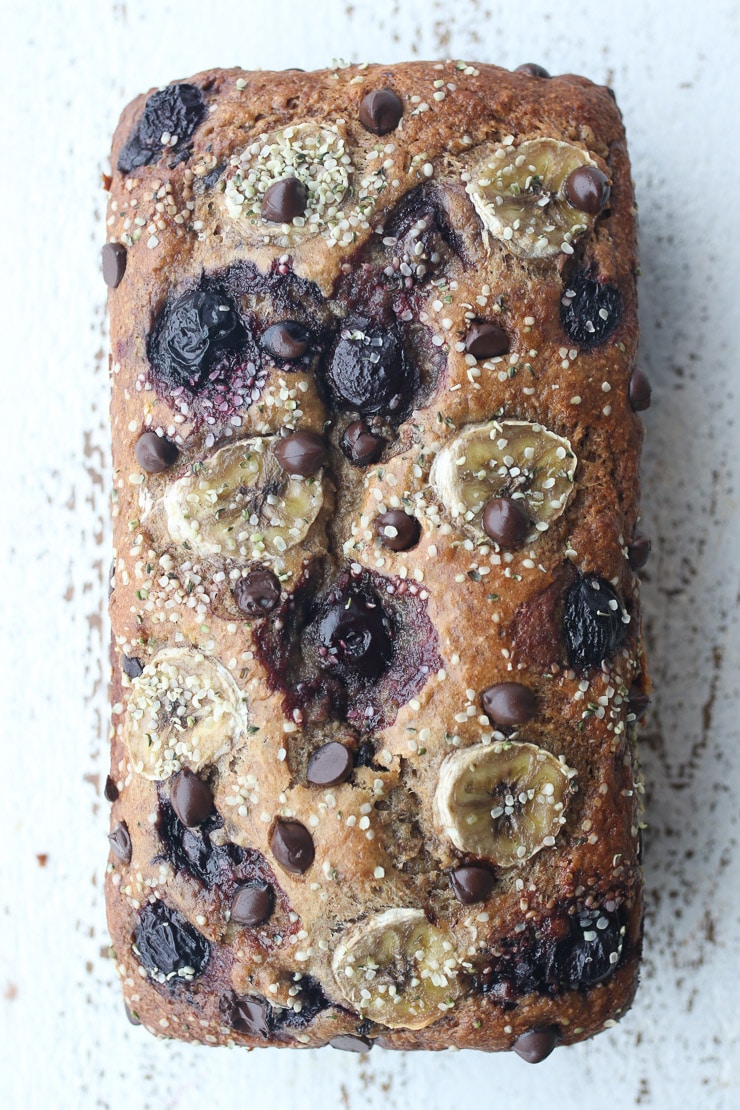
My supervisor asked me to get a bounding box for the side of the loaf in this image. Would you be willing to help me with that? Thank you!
[104,60,648,1058]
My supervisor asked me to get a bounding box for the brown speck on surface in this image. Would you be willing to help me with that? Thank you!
[35,853,48,868]
[4,983,17,1001]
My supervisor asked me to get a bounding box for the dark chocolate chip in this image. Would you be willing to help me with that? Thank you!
[104,775,119,802]
[108,822,132,864]
[375,509,421,552]
[124,1003,141,1026]
[629,368,652,411]
[565,166,611,215]
[482,497,530,548]
[261,177,308,223]
[230,995,271,1037]
[481,682,537,726]
[307,742,354,787]
[512,1026,560,1063]
[450,865,495,905]
[515,63,551,77]
[274,430,328,476]
[262,321,310,361]
[330,1034,373,1053]
[231,881,274,926]
[465,321,510,359]
[101,242,127,288]
[170,769,214,828]
[358,88,404,135]
[628,683,650,719]
[628,533,651,570]
[341,421,385,467]
[270,818,315,874]
[122,655,144,679]
[233,568,281,617]
[134,431,179,473]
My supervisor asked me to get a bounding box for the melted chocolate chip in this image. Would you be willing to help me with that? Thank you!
[341,421,385,466]
[306,742,354,786]
[233,568,281,617]
[228,994,271,1037]
[104,775,119,803]
[375,509,421,552]
[231,881,274,926]
[450,865,495,905]
[101,242,127,288]
[330,1034,373,1053]
[122,655,144,679]
[261,320,310,361]
[515,63,551,77]
[134,431,179,473]
[481,682,537,726]
[465,321,510,359]
[629,368,652,411]
[563,576,628,671]
[170,769,213,828]
[358,88,404,135]
[315,583,393,680]
[327,316,414,418]
[628,683,650,719]
[565,166,611,215]
[628,533,651,570]
[512,1027,560,1063]
[108,822,132,864]
[261,177,308,223]
[274,430,328,476]
[270,818,315,874]
[135,900,210,979]
[482,497,530,548]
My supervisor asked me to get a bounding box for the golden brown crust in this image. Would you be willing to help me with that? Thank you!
[104,60,646,1055]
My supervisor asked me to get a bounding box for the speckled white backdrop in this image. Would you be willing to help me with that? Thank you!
[1,0,739,1107]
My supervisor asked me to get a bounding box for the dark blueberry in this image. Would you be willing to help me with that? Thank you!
[306,742,354,786]
[156,795,246,889]
[382,184,463,284]
[375,509,421,552]
[118,84,205,174]
[629,368,652,411]
[481,682,537,727]
[274,430,328,476]
[122,655,144,679]
[151,287,244,390]
[104,775,119,803]
[512,1027,560,1063]
[272,977,330,1031]
[560,271,622,349]
[270,818,315,874]
[101,242,127,288]
[108,822,132,865]
[226,993,271,1037]
[327,316,414,418]
[134,900,210,978]
[261,321,310,361]
[547,907,624,987]
[231,881,274,926]
[358,88,404,134]
[330,1034,373,1053]
[233,567,281,617]
[563,575,628,671]
[170,769,213,828]
[450,865,495,905]
[565,166,611,215]
[515,63,551,77]
[134,431,179,473]
[261,177,308,223]
[627,533,651,570]
[315,583,393,680]
[341,421,385,466]
[482,497,530,548]
[465,321,509,359]
[628,683,650,719]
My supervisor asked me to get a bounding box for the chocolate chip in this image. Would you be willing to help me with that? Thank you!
[108,822,132,864]
[565,166,611,215]
[629,368,652,411]
[124,1003,141,1026]
[481,682,537,726]
[261,177,308,223]
[233,567,281,617]
[341,421,385,467]
[512,1027,559,1063]
[375,509,421,552]
[358,88,404,135]
[628,533,651,570]
[104,775,119,802]
[628,683,650,719]
[230,995,271,1037]
[270,818,315,874]
[122,654,144,679]
[170,769,214,828]
[307,742,354,787]
[262,321,310,361]
[450,865,495,905]
[465,321,509,359]
[482,497,529,548]
[330,1034,373,1053]
[515,63,551,78]
[274,430,328,477]
[134,431,179,473]
[101,242,127,288]
[231,881,274,926]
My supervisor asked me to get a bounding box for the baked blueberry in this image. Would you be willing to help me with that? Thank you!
[563,575,629,671]
[560,271,622,349]
[134,900,210,979]
[314,583,393,680]
[327,316,414,418]
[150,286,244,390]
[118,84,205,174]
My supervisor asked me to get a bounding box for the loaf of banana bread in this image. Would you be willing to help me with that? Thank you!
[104,60,650,1061]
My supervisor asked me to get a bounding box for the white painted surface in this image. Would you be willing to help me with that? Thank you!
[1,1,739,1107]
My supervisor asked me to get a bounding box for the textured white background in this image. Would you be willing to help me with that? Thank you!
[1,1,739,1107]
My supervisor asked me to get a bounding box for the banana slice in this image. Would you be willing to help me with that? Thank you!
[332,909,464,1029]
[164,437,325,560]
[465,138,602,258]
[429,419,576,542]
[434,741,574,865]
[125,648,246,781]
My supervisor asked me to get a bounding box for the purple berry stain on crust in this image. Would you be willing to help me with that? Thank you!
[134,900,211,982]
